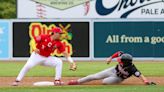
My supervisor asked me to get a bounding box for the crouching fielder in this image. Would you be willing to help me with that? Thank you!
[12,27,76,86]
[68,51,156,85]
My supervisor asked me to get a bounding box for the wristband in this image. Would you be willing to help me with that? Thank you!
[144,80,149,84]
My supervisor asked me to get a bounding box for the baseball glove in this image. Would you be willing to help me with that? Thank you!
[146,82,157,85]
[70,62,77,71]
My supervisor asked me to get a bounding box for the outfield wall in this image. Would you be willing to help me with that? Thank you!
[11,19,91,60]
[17,0,164,18]
[13,20,90,59]
[0,19,164,60]
[1,1,164,60]
[94,20,164,60]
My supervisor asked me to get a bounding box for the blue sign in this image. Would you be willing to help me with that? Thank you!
[0,21,9,59]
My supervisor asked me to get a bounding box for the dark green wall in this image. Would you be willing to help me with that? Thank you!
[94,22,164,58]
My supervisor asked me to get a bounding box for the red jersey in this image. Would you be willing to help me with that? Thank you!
[34,35,65,57]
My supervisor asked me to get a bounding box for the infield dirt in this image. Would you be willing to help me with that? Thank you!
[0,77,164,87]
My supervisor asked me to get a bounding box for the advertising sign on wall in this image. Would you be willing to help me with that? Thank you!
[94,21,164,58]
[13,21,90,58]
[18,0,164,18]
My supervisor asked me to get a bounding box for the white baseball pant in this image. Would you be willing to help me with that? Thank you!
[16,52,62,81]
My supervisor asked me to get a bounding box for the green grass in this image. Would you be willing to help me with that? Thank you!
[0,61,164,77]
[0,61,164,92]
[0,85,164,92]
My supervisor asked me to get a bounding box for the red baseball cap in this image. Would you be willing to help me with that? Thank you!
[52,27,63,33]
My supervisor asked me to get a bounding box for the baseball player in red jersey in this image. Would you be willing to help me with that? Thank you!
[12,27,76,86]
[68,51,156,85]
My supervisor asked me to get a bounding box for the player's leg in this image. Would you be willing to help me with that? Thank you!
[42,56,63,85]
[13,52,46,86]
[69,67,116,84]
[102,76,123,85]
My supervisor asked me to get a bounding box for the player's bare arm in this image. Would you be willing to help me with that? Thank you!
[106,56,112,64]
[34,36,41,43]
[139,74,156,85]
[62,51,77,71]
[33,36,41,53]
[34,48,40,53]
[106,51,124,64]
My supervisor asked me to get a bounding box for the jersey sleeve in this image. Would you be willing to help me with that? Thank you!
[131,65,142,77]
[111,51,124,59]
[57,42,66,53]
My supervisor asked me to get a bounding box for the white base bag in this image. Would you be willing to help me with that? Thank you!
[33,81,54,86]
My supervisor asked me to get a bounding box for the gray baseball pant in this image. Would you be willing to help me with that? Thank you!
[78,67,123,84]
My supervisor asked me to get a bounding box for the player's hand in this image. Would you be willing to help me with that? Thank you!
[146,81,157,85]
[106,57,112,64]
[34,49,40,54]
[70,62,77,71]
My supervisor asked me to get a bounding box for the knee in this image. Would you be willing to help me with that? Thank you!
[102,80,110,85]
[102,79,114,85]
[102,78,122,85]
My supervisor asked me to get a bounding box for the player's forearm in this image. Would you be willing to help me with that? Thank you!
[34,49,40,53]
[139,74,149,84]
[106,51,124,64]
[106,56,112,64]
[63,51,77,71]
[34,36,41,43]
[63,51,74,63]
[139,74,157,85]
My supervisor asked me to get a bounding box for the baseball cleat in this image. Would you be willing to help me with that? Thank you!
[54,80,64,86]
[68,80,79,85]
